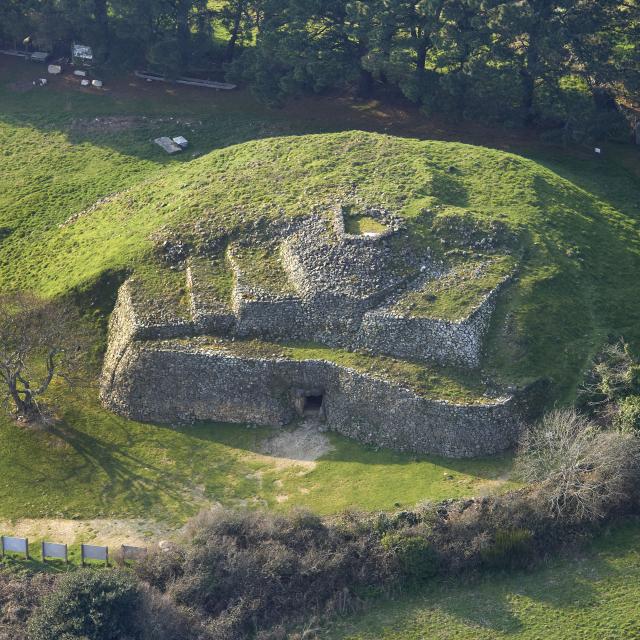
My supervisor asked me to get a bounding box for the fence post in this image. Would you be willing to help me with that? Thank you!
[25,538,29,560]
[81,544,85,567]
[1,536,4,560]
[41,541,45,563]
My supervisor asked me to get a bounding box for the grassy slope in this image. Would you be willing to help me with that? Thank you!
[3,116,639,399]
[326,522,640,640]
[2,60,640,398]
[0,60,517,524]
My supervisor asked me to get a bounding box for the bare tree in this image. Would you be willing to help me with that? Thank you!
[0,292,90,423]
[515,408,640,522]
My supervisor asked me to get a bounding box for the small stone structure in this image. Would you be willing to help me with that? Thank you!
[101,205,536,457]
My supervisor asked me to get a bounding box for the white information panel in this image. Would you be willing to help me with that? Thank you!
[122,545,147,560]
[2,536,28,555]
[43,541,67,560]
[82,544,108,561]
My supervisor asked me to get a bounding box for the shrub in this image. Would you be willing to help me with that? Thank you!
[614,396,640,433]
[515,408,640,521]
[136,507,395,638]
[28,570,143,640]
[580,340,640,412]
[381,532,438,583]
[0,573,57,640]
[480,528,534,570]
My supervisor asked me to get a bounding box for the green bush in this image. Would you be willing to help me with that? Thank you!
[381,532,438,583]
[28,570,143,640]
[481,528,534,571]
[615,396,640,433]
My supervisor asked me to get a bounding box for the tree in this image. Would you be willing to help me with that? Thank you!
[220,0,264,62]
[0,293,89,422]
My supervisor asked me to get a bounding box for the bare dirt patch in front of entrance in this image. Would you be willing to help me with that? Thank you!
[259,420,334,470]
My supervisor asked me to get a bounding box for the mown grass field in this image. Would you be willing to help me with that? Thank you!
[326,522,640,640]
[0,389,516,525]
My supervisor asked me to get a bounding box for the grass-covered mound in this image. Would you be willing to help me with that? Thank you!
[3,130,638,399]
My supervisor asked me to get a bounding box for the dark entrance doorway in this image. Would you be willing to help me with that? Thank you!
[303,394,323,415]
[292,387,325,419]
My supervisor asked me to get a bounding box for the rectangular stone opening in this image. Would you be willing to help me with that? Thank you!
[303,394,323,415]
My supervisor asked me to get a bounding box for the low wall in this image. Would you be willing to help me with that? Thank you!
[102,339,531,458]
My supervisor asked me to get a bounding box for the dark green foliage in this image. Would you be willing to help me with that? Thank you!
[381,532,438,583]
[480,528,534,570]
[2,1,637,137]
[580,341,640,428]
[27,570,143,640]
[136,508,394,637]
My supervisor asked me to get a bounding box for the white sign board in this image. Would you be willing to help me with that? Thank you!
[2,535,28,556]
[43,541,67,560]
[82,543,108,563]
[122,545,147,560]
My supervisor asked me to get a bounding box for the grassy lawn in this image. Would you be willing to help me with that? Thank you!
[0,390,515,525]
[325,522,640,640]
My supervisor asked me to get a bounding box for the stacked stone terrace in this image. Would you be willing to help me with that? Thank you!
[101,205,532,457]
[122,206,510,368]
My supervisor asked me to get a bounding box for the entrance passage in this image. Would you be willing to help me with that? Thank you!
[303,394,324,415]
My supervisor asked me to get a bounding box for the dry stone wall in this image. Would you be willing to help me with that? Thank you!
[101,296,534,458]
[100,204,530,458]
[359,278,509,367]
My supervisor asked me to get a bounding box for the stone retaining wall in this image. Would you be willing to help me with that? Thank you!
[102,337,534,459]
[359,278,509,367]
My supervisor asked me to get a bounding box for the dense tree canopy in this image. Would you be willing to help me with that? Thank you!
[1,0,638,138]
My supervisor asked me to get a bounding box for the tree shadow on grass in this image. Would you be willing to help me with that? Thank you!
[332,546,628,639]
[47,412,194,517]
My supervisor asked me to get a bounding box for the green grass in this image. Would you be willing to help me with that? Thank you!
[395,255,516,320]
[230,243,295,296]
[0,390,514,524]
[128,260,191,320]
[344,215,388,235]
[4,126,638,401]
[188,254,234,307]
[2,58,640,404]
[1,56,640,526]
[325,522,640,640]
